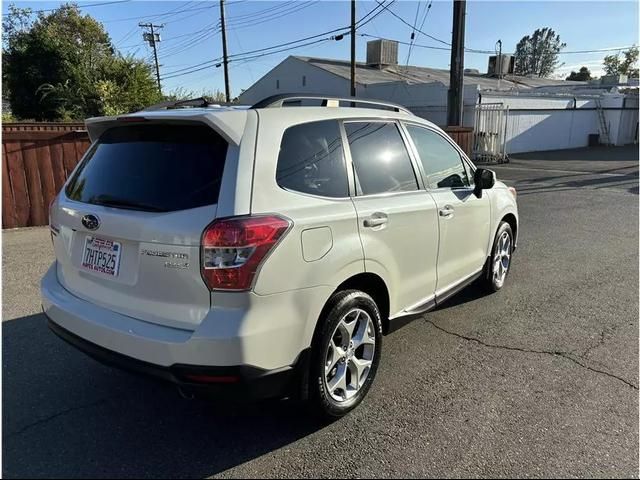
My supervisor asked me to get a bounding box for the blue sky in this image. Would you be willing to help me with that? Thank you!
[4,0,639,97]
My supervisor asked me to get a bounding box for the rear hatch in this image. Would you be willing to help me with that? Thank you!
[50,121,232,330]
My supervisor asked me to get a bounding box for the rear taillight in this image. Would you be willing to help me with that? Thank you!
[201,215,291,291]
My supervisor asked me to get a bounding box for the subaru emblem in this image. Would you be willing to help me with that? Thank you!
[81,214,100,231]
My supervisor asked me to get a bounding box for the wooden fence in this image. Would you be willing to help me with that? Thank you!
[443,126,474,156]
[3,123,90,229]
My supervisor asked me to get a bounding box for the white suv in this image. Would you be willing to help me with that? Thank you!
[42,95,518,417]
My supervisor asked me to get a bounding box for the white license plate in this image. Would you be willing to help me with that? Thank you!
[81,236,122,277]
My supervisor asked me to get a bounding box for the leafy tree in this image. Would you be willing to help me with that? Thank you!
[514,28,566,77]
[566,66,592,81]
[164,87,230,103]
[2,3,162,120]
[603,46,639,78]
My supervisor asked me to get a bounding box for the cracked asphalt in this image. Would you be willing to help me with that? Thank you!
[3,145,638,478]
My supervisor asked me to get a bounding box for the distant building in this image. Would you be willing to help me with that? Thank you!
[239,40,639,155]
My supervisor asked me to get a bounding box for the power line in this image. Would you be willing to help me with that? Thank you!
[224,1,319,30]
[406,0,432,66]
[2,0,131,15]
[162,0,393,81]
[223,1,297,22]
[101,4,214,24]
[374,0,450,46]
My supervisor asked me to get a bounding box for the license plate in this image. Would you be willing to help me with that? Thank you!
[81,236,122,277]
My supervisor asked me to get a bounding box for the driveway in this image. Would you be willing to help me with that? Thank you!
[3,145,638,478]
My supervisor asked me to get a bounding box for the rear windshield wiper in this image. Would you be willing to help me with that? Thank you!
[88,195,168,212]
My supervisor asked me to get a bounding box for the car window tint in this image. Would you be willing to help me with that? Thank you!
[65,123,228,212]
[406,125,470,189]
[344,122,417,195]
[276,120,348,198]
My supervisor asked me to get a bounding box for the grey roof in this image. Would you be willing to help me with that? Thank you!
[294,56,587,92]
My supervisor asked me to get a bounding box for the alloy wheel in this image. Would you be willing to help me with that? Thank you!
[323,308,376,403]
[493,230,512,286]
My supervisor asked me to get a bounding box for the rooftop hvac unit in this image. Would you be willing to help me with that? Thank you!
[366,39,399,68]
[488,55,514,76]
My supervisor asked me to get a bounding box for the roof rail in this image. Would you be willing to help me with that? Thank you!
[141,97,216,111]
[251,94,414,115]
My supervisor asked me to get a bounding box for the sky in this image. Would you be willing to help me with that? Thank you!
[3,0,639,98]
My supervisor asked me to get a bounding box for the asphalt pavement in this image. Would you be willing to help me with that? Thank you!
[2,145,638,478]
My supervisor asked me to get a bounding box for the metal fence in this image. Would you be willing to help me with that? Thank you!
[472,103,509,163]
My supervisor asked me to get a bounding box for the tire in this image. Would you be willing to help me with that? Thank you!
[482,221,514,292]
[308,290,383,419]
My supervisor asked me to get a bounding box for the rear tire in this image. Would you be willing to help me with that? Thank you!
[308,290,383,419]
[482,221,514,292]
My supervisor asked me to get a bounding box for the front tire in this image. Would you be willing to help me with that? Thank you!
[308,290,383,418]
[482,221,514,292]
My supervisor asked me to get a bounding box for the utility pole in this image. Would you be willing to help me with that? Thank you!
[350,0,356,97]
[497,39,502,89]
[139,22,163,93]
[447,0,466,126]
[219,0,231,103]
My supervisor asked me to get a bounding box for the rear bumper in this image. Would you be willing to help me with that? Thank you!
[41,263,331,399]
[47,317,308,400]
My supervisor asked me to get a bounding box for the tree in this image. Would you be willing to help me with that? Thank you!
[603,46,639,78]
[2,3,162,120]
[514,28,566,78]
[164,87,230,103]
[566,66,592,81]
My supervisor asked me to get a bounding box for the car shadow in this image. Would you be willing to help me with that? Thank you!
[433,281,489,311]
[2,313,327,478]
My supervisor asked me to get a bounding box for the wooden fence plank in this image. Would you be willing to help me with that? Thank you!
[74,138,90,162]
[5,141,30,226]
[22,141,47,226]
[37,141,57,219]
[62,140,78,177]
[2,146,18,229]
[49,142,66,194]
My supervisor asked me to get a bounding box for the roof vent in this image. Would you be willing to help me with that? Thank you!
[366,39,398,68]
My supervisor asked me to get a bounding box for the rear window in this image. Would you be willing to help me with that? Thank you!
[276,120,348,198]
[65,124,228,212]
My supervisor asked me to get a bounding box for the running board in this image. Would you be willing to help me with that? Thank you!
[387,270,483,334]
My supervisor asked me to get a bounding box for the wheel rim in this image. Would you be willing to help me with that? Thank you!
[323,308,376,403]
[493,231,512,285]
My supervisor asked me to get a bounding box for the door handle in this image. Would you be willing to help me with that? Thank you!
[363,212,388,228]
[439,205,454,218]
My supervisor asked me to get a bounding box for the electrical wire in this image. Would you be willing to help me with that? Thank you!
[2,0,131,15]
[406,0,432,66]
[161,0,394,81]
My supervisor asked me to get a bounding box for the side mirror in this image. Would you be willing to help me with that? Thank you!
[474,168,496,198]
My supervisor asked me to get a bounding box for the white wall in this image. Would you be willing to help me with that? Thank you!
[238,57,353,105]
[366,82,478,127]
[482,93,638,153]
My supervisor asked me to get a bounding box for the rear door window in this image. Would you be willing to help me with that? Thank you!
[276,120,348,198]
[344,122,418,195]
[65,123,228,212]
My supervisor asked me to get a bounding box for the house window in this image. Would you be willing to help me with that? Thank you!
[302,75,306,87]
[276,79,280,89]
